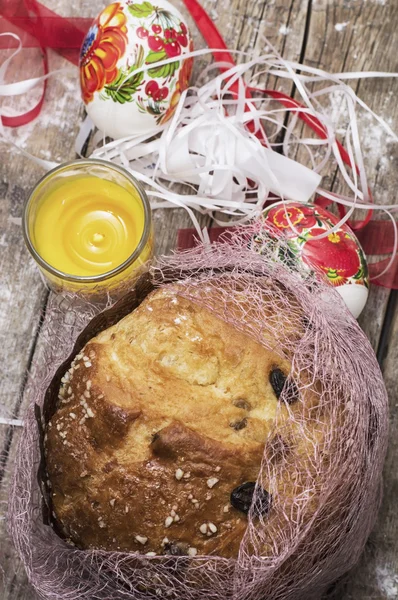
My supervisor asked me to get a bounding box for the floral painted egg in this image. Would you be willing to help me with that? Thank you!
[80,0,194,139]
[251,201,369,318]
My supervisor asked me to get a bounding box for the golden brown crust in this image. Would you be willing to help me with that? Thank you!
[45,285,320,558]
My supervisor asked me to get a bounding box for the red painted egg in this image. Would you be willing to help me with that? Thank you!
[258,201,369,318]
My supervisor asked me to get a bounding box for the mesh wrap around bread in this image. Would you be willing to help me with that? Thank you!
[8,224,388,600]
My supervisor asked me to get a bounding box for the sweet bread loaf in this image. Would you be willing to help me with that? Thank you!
[45,283,322,558]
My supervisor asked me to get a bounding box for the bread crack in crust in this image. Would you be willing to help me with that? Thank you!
[45,286,316,557]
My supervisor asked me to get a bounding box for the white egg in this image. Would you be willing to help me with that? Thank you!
[80,0,193,139]
[335,283,369,319]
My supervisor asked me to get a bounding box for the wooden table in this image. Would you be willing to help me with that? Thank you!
[1,0,397,598]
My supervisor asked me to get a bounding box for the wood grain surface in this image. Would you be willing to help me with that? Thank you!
[0,0,397,598]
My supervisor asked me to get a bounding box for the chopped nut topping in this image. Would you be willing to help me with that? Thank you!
[125,506,129,513]
[146,551,156,556]
[215,466,221,472]
[208,522,217,534]
[110,499,116,508]
[165,516,173,528]
[135,535,148,545]
[188,547,198,557]
[200,522,217,536]
[223,505,230,513]
[161,537,169,546]
[199,523,208,535]
[175,468,184,481]
[207,477,219,489]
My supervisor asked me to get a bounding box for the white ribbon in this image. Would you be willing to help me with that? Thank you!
[0,417,24,427]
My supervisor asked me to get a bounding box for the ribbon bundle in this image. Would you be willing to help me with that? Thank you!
[0,0,397,287]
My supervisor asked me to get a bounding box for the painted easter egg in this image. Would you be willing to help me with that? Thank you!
[80,0,194,139]
[252,201,369,318]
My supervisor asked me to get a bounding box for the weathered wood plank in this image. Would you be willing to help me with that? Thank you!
[1,0,397,598]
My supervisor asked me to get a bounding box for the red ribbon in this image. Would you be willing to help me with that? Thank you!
[0,0,89,64]
[0,0,89,127]
[1,47,48,127]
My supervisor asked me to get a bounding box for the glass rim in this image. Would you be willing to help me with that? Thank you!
[22,158,152,283]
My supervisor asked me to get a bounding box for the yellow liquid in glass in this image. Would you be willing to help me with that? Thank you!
[32,175,145,277]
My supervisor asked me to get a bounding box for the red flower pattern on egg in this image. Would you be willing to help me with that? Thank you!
[145,80,159,97]
[301,228,361,286]
[148,35,164,51]
[80,2,128,104]
[177,33,188,47]
[266,204,317,237]
[136,26,148,38]
[159,40,194,125]
[164,40,182,57]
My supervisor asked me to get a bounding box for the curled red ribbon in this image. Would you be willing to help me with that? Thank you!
[0,0,90,127]
[0,0,90,63]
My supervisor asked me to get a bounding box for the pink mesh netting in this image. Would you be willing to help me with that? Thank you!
[8,223,388,600]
